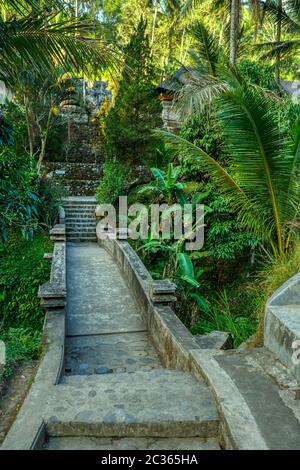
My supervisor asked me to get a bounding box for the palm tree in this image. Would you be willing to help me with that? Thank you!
[156,83,300,257]
[171,21,231,115]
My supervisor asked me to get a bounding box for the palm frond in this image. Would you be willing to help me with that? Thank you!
[284,0,300,22]
[4,0,38,14]
[257,39,300,58]
[154,129,244,197]
[156,85,299,253]
[189,21,220,76]
[180,0,204,17]
[174,71,229,116]
[0,14,120,83]
[217,86,297,248]
[291,115,300,175]
[262,0,300,31]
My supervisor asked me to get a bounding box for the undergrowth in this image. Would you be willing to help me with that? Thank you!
[0,233,52,377]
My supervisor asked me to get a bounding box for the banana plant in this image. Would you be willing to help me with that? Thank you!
[176,252,210,313]
[138,163,188,205]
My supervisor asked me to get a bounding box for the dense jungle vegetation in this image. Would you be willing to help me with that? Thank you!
[1,0,300,378]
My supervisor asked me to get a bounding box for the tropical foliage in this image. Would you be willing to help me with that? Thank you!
[1,0,300,376]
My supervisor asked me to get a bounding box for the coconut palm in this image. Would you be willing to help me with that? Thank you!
[171,21,232,116]
[156,83,300,257]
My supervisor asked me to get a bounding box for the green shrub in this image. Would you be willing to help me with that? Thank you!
[191,287,258,347]
[96,160,127,204]
[238,59,277,90]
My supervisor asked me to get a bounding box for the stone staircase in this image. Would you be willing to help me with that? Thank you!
[45,370,219,443]
[63,197,97,242]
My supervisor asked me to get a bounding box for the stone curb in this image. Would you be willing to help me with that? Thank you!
[265,272,300,382]
[189,349,268,450]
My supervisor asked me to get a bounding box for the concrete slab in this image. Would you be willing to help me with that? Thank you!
[45,369,219,438]
[216,348,300,450]
[44,436,221,450]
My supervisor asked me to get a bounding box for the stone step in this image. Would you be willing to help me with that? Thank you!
[66,217,95,222]
[66,228,96,234]
[67,237,98,242]
[65,214,95,222]
[65,214,96,219]
[215,348,300,450]
[63,197,96,205]
[66,221,96,226]
[64,208,96,213]
[66,234,97,240]
[44,436,221,450]
[66,224,96,230]
[45,369,219,438]
[63,204,96,211]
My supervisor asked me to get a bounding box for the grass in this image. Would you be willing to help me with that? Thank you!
[191,286,259,348]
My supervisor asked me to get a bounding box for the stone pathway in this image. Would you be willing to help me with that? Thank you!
[44,241,220,450]
[65,242,161,375]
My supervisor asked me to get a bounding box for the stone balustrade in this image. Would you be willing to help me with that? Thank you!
[38,224,66,313]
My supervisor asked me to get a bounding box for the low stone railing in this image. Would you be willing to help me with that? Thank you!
[265,273,300,381]
[38,224,66,315]
[97,232,268,450]
[1,224,67,450]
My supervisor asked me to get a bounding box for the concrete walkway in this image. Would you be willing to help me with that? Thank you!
[44,242,220,450]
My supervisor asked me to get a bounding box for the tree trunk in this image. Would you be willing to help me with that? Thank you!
[179,28,186,63]
[74,0,79,18]
[276,0,282,84]
[24,96,34,157]
[150,3,158,56]
[230,0,240,65]
[37,108,52,176]
[2,0,6,22]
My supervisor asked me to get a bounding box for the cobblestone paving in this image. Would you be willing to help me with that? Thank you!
[65,242,161,375]
[65,332,162,375]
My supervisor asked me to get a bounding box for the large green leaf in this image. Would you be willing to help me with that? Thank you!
[177,252,195,278]
[151,167,166,190]
[180,275,200,287]
[190,293,210,313]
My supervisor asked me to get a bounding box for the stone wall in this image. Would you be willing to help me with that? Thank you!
[43,161,103,196]
[43,80,110,196]
[161,100,182,134]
